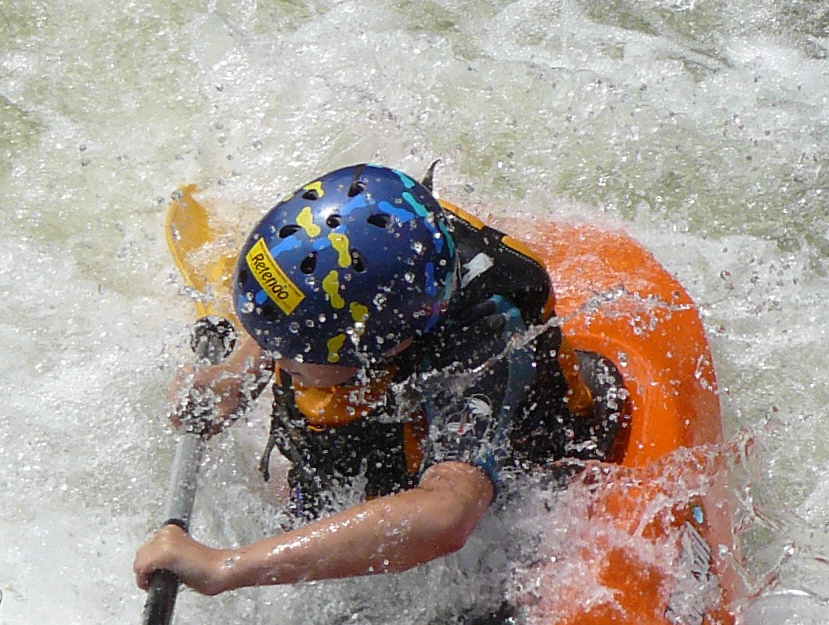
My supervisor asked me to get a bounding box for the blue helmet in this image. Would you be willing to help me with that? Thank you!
[234,164,457,367]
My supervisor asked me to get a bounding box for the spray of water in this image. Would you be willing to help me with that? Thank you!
[3,1,829,623]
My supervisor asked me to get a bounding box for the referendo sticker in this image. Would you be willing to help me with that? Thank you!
[246,238,305,314]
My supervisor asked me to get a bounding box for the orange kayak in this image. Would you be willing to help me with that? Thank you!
[497,216,738,625]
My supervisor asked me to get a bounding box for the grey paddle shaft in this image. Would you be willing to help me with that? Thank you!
[164,431,204,525]
[141,431,204,625]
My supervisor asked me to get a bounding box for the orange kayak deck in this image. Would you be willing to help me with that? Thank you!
[497,217,737,625]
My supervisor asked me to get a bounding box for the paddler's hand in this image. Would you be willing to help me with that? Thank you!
[167,364,233,437]
[167,338,275,437]
[134,525,231,596]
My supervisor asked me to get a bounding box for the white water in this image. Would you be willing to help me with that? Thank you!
[1,0,828,623]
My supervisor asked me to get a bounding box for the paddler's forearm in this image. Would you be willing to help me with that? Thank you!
[216,461,494,590]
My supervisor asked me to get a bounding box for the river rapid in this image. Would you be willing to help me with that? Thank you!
[1,1,828,623]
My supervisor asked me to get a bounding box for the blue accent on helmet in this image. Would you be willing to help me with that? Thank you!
[395,170,417,189]
[377,200,416,223]
[270,236,303,256]
[233,164,458,367]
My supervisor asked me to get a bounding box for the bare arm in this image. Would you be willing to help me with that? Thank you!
[134,461,494,595]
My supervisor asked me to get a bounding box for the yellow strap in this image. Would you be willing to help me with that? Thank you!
[438,199,487,229]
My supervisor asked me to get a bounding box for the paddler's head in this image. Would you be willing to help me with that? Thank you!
[233,164,458,372]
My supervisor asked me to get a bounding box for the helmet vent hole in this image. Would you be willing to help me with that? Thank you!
[279,224,301,238]
[351,249,367,273]
[367,214,391,229]
[302,188,321,201]
[326,215,342,228]
[300,252,317,274]
[348,180,367,197]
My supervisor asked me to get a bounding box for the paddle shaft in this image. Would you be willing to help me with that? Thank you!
[142,431,204,625]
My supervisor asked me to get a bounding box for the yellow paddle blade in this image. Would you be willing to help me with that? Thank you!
[165,184,239,322]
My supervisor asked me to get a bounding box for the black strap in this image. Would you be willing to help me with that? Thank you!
[259,372,292,481]
[258,431,279,482]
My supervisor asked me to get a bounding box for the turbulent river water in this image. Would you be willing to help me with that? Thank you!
[2,1,829,624]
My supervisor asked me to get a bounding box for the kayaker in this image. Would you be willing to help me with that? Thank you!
[134,164,624,605]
